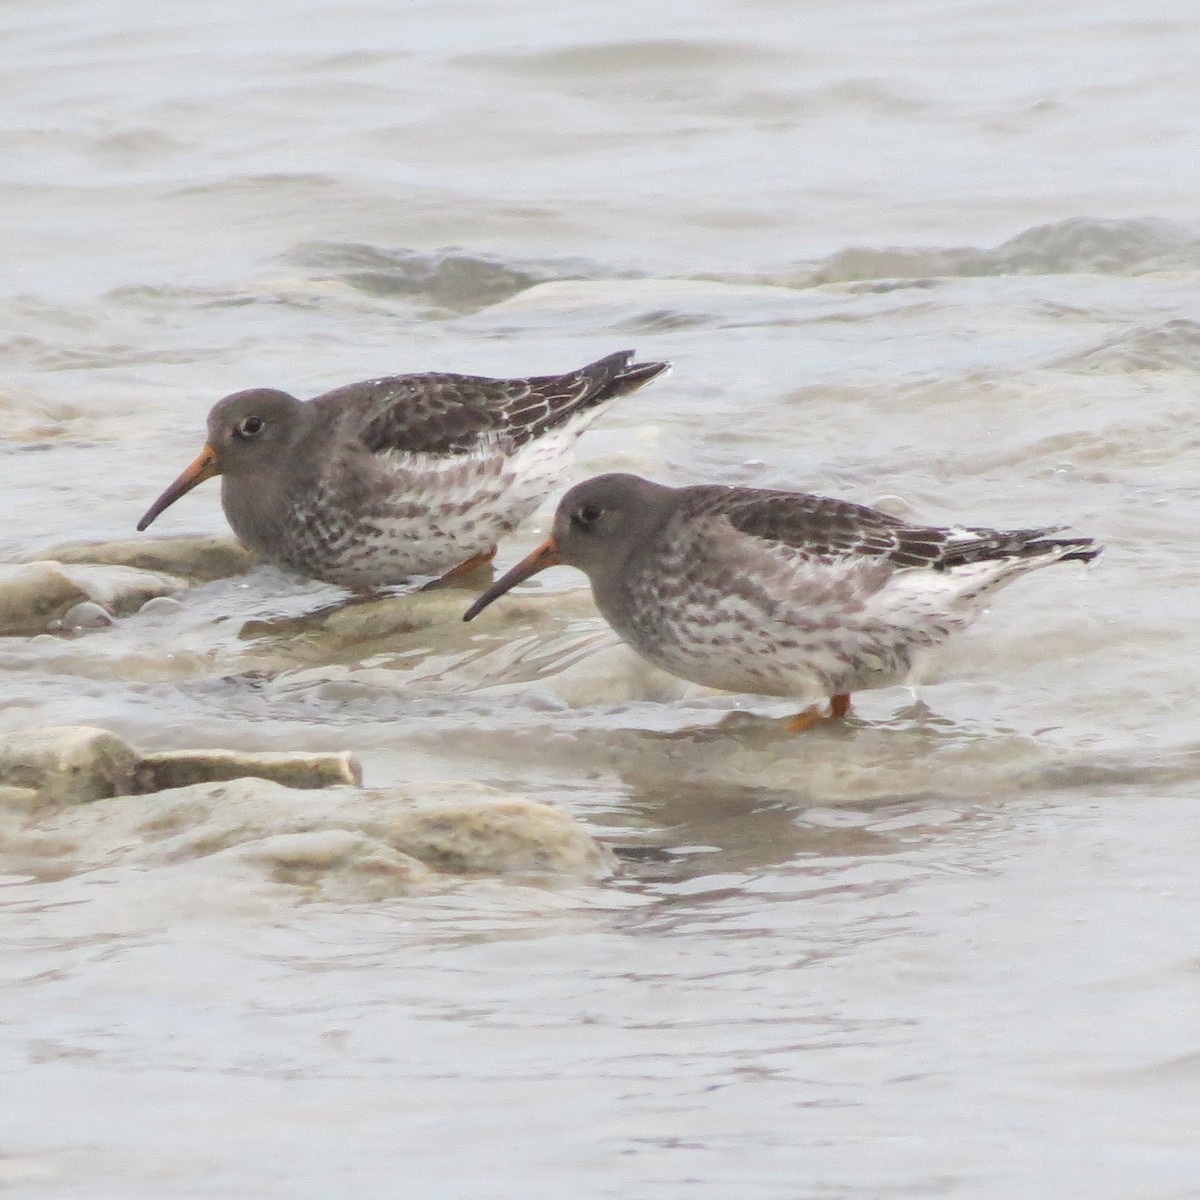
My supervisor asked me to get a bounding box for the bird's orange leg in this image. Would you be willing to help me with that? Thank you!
[428,547,498,588]
[785,693,853,732]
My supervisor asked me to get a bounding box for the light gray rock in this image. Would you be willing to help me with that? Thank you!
[0,562,90,635]
[0,726,139,804]
[376,788,614,880]
[0,728,611,893]
[137,595,184,617]
[55,563,186,616]
[135,748,362,793]
[15,776,613,898]
[0,784,41,812]
[237,829,435,900]
[60,600,115,630]
[0,726,363,807]
[0,560,186,635]
[30,535,256,582]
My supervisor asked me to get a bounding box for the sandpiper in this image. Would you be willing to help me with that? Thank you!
[463,472,1101,727]
[137,351,668,589]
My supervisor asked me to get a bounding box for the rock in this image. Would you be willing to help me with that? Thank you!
[236,582,471,645]
[56,563,186,616]
[144,778,613,883]
[134,748,362,793]
[0,563,90,636]
[29,535,255,582]
[0,727,610,893]
[0,726,139,804]
[0,726,362,807]
[237,829,434,900]
[0,785,40,812]
[137,595,184,617]
[377,788,614,879]
[60,600,114,630]
[16,776,612,898]
[0,560,186,635]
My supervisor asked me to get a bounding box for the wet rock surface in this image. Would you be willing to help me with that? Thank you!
[0,725,612,894]
[0,775,613,898]
[0,725,362,806]
[31,535,256,582]
[136,747,363,793]
[0,559,186,635]
[0,726,141,806]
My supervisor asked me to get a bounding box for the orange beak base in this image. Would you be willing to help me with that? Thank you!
[136,445,222,532]
[462,538,561,621]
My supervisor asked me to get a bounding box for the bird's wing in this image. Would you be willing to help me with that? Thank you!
[318,350,668,458]
[684,486,1068,571]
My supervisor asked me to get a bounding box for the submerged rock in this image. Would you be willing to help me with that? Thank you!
[60,600,115,630]
[239,829,435,900]
[0,725,363,807]
[0,726,140,805]
[135,748,362,792]
[0,784,40,812]
[4,776,612,899]
[377,790,613,879]
[0,560,185,635]
[0,562,90,635]
[0,727,611,895]
[30,535,256,582]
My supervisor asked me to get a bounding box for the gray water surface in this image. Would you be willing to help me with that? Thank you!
[2,2,1200,1196]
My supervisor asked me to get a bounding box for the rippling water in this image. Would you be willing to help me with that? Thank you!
[3,1,1200,1196]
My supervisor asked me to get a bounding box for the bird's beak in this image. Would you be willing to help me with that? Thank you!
[137,445,222,531]
[463,537,561,621]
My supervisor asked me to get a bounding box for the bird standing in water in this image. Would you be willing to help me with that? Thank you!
[138,352,669,590]
[463,472,1101,728]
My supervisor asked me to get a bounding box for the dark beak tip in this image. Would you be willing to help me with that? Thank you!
[461,588,502,623]
[460,538,561,624]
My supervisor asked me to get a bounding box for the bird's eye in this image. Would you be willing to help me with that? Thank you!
[235,416,265,440]
[572,503,604,531]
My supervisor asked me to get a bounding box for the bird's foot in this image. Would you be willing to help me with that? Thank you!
[422,547,498,591]
[785,694,852,732]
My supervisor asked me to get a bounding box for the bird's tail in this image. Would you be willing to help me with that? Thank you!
[939,528,1102,570]
[1005,534,1101,565]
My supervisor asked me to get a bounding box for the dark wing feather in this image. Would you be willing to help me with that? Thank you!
[315,350,668,458]
[682,486,1098,569]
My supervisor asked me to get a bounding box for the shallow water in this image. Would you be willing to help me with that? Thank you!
[3,1,1200,1196]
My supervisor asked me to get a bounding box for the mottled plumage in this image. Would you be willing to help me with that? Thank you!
[464,473,1102,722]
[137,352,668,588]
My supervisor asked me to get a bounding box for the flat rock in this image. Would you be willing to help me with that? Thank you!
[31,535,256,582]
[0,725,364,807]
[11,777,612,900]
[135,748,362,792]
